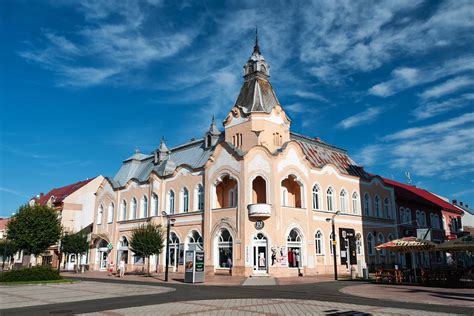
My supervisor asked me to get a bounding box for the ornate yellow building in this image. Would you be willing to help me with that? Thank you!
[92,38,398,277]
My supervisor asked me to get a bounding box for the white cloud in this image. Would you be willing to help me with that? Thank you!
[337,107,382,129]
[419,76,473,99]
[357,113,474,178]
[412,93,474,120]
[0,187,28,198]
[294,90,328,102]
[369,56,474,97]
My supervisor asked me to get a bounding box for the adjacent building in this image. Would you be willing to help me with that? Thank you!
[30,176,104,269]
[91,39,398,277]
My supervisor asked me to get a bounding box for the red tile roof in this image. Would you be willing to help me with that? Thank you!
[0,218,9,231]
[381,177,462,215]
[35,177,96,206]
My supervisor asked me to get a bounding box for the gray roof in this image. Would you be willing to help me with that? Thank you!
[112,138,214,188]
[234,78,280,114]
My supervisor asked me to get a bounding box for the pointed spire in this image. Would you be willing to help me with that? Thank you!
[208,115,220,135]
[253,27,261,55]
[159,136,169,153]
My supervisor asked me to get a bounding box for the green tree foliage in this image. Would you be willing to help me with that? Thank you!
[1,239,19,267]
[60,232,89,273]
[130,224,164,275]
[6,205,62,261]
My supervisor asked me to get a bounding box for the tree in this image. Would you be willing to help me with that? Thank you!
[1,239,19,269]
[7,204,62,265]
[129,224,164,276]
[60,232,89,273]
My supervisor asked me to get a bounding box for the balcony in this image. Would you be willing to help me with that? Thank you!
[248,203,271,219]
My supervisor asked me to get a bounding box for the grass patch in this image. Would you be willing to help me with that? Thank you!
[0,278,79,285]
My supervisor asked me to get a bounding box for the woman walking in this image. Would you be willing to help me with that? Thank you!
[119,257,126,278]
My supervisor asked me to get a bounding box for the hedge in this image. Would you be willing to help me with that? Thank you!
[0,266,62,282]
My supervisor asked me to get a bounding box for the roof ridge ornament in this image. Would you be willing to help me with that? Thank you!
[253,27,260,55]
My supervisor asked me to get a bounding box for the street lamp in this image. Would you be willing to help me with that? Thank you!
[162,211,175,282]
[326,211,340,281]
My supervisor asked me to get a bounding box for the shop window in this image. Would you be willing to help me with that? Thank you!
[281,175,303,208]
[287,228,303,268]
[217,229,233,268]
[214,175,238,209]
[187,230,203,251]
[252,176,267,204]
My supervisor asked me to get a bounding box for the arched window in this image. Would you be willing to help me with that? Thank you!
[281,188,288,206]
[168,232,180,268]
[312,185,320,210]
[287,229,303,268]
[214,175,238,209]
[217,229,233,268]
[97,205,103,225]
[399,207,405,224]
[187,230,203,251]
[168,190,175,214]
[181,188,189,212]
[364,193,370,216]
[151,193,158,217]
[281,175,303,208]
[416,210,421,227]
[374,195,380,217]
[326,187,334,211]
[252,176,267,204]
[421,211,426,227]
[196,184,204,211]
[367,233,374,256]
[120,200,127,221]
[141,195,148,218]
[130,198,137,219]
[378,234,385,256]
[339,190,347,212]
[107,202,114,223]
[315,231,323,255]
[432,214,440,229]
[384,197,390,218]
[352,192,359,214]
[406,208,412,225]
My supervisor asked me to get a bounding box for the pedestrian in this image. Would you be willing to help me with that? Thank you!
[119,257,126,278]
[227,257,232,275]
[108,260,115,276]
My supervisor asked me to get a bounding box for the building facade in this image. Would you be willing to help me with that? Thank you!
[91,39,398,277]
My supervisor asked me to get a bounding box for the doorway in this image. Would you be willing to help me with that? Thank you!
[99,250,108,270]
[253,233,268,273]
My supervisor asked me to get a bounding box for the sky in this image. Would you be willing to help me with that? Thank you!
[0,0,473,217]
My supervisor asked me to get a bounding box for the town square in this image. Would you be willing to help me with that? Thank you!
[0,1,473,315]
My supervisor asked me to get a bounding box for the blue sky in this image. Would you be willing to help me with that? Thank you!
[1,0,473,217]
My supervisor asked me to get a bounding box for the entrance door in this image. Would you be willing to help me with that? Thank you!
[99,251,108,270]
[253,233,268,273]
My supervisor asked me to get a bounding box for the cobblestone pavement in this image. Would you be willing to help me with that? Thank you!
[81,298,460,315]
[340,284,474,308]
[0,281,174,309]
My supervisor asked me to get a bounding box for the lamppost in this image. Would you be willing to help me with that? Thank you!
[162,211,175,282]
[326,211,340,280]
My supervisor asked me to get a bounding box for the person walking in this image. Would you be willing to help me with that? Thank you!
[119,257,126,278]
[108,260,115,276]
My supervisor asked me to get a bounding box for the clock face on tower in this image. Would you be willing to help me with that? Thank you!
[255,220,264,230]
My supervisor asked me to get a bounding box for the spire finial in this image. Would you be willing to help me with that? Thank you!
[211,115,215,124]
[253,27,260,55]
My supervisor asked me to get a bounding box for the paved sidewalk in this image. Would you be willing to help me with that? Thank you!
[81,298,458,315]
[0,281,174,310]
[242,276,276,286]
[340,283,474,308]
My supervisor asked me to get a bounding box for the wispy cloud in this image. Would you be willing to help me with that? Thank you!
[357,113,474,178]
[419,76,473,100]
[412,93,474,120]
[337,107,383,129]
[0,187,28,198]
[294,90,328,102]
[369,56,474,97]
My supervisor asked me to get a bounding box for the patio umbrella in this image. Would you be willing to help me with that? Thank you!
[376,236,436,253]
[436,235,474,252]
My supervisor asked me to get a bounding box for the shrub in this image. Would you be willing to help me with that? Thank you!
[0,265,62,282]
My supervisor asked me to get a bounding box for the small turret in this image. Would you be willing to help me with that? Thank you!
[154,137,170,164]
[204,116,220,148]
